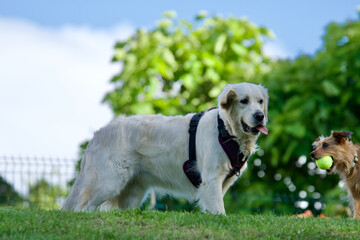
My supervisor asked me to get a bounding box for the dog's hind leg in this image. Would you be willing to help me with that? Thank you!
[61,153,135,212]
[100,176,150,210]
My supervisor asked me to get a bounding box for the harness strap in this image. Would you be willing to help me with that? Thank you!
[183,111,205,188]
[217,114,249,178]
[183,110,249,188]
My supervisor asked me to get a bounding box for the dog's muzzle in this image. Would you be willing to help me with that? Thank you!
[241,120,268,135]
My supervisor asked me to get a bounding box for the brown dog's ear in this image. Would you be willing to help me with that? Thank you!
[220,89,238,110]
[331,131,353,144]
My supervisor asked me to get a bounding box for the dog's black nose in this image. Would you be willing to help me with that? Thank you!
[310,152,315,159]
[254,111,264,122]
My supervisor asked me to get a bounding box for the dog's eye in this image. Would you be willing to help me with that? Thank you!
[322,143,329,148]
[258,99,263,104]
[240,98,249,104]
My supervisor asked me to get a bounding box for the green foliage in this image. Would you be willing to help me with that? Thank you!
[265,18,360,163]
[28,179,68,209]
[245,16,360,199]
[0,176,22,206]
[227,14,360,216]
[323,186,352,218]
[1,208,360,239]
[104,12,272,116]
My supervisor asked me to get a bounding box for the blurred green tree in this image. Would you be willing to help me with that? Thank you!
[0,176,23,206]
[232,14,360,215]
[104,11,272,115]
[29,179,67,209]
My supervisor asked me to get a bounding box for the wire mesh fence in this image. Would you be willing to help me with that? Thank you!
[0,156,77,209]
[0,155,351,217]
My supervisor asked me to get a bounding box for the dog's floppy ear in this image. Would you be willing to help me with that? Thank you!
[331,131,353,144]
[219,88,238,110]
[260,85,269,120]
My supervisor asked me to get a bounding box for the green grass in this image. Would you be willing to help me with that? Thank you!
[0,208,359,240]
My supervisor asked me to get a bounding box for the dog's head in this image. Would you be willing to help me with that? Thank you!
[310,131,355,174]
[218,83,268,136]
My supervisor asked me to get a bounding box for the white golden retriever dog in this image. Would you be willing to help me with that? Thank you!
[61,82,269,214]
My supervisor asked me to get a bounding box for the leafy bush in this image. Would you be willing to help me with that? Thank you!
[104,11,272,115]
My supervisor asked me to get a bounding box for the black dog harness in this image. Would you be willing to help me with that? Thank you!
[183,110,249,188]
[182,111,205,188]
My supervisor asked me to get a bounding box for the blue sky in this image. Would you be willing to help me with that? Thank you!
[1,0,359,57]
[0,1,359,159]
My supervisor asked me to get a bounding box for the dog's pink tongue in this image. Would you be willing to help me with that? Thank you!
[256,126,268,135]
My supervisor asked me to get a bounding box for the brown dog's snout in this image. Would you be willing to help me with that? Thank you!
[310,151,315,159]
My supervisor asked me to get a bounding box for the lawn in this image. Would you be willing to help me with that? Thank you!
[0,207,359,239]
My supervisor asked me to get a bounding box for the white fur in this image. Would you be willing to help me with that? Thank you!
[61,82,269,214]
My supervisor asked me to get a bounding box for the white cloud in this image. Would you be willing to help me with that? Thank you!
[0,17,134,158]
[262,40,291,60]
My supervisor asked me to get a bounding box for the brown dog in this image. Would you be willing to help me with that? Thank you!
[310,131,360,219]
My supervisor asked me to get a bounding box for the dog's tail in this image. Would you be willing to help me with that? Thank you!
[60,154,88,211]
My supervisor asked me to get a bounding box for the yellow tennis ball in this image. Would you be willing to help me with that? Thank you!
[316,156,333,170]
